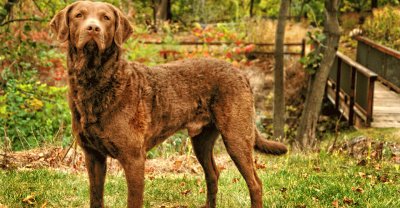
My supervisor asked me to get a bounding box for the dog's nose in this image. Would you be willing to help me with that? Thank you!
[86,24,101,34]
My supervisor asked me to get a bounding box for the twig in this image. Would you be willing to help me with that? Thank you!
[61,136,77,163]
[0,18,45,26]
[308,33,327,49]
[32,0,43,14]
[328,113,343,154]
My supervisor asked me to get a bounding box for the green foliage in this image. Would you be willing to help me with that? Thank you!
[363,6,400,50]
[300,30,326,75]
[0,69,71,150]
[259,0,280,18]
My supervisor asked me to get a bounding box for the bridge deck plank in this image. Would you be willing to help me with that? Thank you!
[371,82,400,128]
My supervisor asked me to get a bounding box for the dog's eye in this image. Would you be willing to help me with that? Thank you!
[75,13,82,18]
[104,15,110,20]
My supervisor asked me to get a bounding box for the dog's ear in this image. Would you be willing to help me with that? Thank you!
[50,3,77,42]
[111,5,133,47]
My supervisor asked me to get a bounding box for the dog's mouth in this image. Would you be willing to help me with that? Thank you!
[77,33,106,53]
[83,40,99,53]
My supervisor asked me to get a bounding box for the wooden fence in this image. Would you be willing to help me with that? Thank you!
[138,40,306,59]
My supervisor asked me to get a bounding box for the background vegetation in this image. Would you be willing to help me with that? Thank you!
[0,0,399,206]
[1,0,399,151]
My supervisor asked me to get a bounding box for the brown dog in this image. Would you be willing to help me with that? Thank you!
[50,1,287,207]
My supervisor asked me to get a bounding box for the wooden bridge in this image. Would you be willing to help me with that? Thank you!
[327,36,400,128]
[372,82,400,127]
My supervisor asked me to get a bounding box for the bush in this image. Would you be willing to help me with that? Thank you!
[0,69,71,150]
[363,6,400,50]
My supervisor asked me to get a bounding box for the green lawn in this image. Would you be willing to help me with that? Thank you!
[1,151,399,208]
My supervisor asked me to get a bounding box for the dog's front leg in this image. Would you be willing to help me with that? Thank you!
[120,156,145,208]
[83,148,107,208]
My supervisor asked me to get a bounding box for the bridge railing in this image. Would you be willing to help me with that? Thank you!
[328,51,378,127]
[355,36,400,93]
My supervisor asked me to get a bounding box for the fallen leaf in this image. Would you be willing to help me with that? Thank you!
[181,189,191,196]
[374,164,381,170]
[295,204,306,208]
[41,201,48,208]
[343,197,354,205]
[217,164,226,171]
[358,172,366,178]
[196,178,202,186]
[357,159,367,166]
[254,158,266,169]
[313,166,321,172]
[199,187,205,193]
[173,159,183,171]
[22,194,36,205]
[191,166,200,174]
[255,162,266,169]
[332,199,339,208]
[351,187,364,194]
[378,174,389,183]
[232,177,240,183]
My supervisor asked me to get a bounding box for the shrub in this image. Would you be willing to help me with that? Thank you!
[0,69,71,150]
[363,6,400,50]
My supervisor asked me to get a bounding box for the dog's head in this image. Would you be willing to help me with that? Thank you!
[50,1,133,52]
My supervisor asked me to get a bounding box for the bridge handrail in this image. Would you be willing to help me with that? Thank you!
[336,51,377,78]
[328,51,378,127]
[355,36,400,59]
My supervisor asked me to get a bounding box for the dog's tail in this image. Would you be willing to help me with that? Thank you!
[254,130,288,155]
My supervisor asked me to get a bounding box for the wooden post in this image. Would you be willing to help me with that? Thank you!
[301,39,306,57]
[366,76,377,126]
[348,66,356,126]
[335,57,342,111]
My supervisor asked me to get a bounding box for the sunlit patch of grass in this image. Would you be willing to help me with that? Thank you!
[1,150,399,207]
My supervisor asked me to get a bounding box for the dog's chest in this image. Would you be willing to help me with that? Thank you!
[71,100,121,158]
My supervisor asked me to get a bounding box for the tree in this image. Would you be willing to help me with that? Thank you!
[156,0,172,21]
[250,0,255,17]
[371,0,378,10]
[273,0,290,140]
[295,0,341,149]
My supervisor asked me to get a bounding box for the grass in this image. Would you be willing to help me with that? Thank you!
[1,150,399,208]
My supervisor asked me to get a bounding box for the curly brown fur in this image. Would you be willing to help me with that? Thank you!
[51,1,287,208]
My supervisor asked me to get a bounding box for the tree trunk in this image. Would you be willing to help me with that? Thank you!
[371,0,378,10]
[250,0,255,17]
[156,0,172,21]
[295,0,341,150]
[273,0,290,140]
[151,0,158,25]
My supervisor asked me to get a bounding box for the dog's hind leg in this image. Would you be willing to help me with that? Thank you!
[213,103,263,208]
[83,148,107,208]
[190,124,220,208]
[222,134,263,208]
